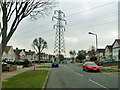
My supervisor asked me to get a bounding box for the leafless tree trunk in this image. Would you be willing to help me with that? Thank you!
[0,0,56,88]
[32,37,47,64]
[0,0,56,54]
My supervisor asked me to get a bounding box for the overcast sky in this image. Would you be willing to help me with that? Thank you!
[6,0,118,57]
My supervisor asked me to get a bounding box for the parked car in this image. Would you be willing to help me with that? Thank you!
[103,58,117,63]
[67,60,72,63]
[2,61,8,66]
[60,61,67,64]
[6,59,16,65]
[15,60,24,65]
[98,58,117,66]
[2,61,10,71]
[83,61,100,72]
[52,62,59,67]
[28,60,34,66]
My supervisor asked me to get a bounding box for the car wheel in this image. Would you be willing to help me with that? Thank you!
[98,70,100,72]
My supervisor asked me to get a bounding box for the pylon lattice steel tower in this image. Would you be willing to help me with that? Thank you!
[52,10,67,61]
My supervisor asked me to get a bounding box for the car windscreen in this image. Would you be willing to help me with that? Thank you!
[87,63,96,66]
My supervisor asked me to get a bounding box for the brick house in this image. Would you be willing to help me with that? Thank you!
[14,48,26,60]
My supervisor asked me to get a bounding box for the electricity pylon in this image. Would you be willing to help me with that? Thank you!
[52,10,67,62]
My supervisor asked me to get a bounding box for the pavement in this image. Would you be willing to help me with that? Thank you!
[2,64,51,82]
[46,63,119,89]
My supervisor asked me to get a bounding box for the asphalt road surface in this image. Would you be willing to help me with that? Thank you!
[46,63,119,90]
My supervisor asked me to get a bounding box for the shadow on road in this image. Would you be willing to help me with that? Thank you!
[83,71,101,73]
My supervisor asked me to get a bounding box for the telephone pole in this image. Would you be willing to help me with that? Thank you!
[52,10,67,62]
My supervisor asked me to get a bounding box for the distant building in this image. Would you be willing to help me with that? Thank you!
[36,53,46,61]
[96,49,105,61]
[112,39,120,61]
[87,50,96,59]
[2,46,15,60]
[36,53,55,62]
[25,50,36,60]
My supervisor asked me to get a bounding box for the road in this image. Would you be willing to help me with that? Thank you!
[46,63,119,89]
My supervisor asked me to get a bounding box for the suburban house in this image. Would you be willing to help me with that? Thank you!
[2,46,16,60]
[36,53,54,62]
[44,54,49,61]
[96,49,105,61]
[105,45,112,59]
[36,53,45,61]
[14,48,26,60]
[49,54,55,61]
[25,50,36,60]
[112,39,120,61]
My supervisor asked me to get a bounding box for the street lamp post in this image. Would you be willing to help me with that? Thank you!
[0,44,2,89]
[88,32,98,61]
[88,32,98,51]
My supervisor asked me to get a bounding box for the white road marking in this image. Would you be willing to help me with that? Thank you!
[75,72,84,77]
[89,79,110,90]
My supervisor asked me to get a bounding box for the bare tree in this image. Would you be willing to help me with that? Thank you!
[0,0,55,88]
[0,0,56,54]
[32,37,47,64]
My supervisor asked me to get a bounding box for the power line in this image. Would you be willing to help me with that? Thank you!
[10,1,117,44]
[66,2,116,17]
[14,2,116,37]
[14,21,53,37]
[16,12,117,39]
[66,20,117,32]
[15,13,117,41]
[68,13,118,26]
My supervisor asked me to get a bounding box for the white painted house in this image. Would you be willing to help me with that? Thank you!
[14,48,26,60]
[19,49,26,59]
[112,39,120,61]
[2,46,15,60]
[105,45,112,59]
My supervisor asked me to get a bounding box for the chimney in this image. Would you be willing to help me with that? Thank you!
[23,49,25,52]
[29,50,31,52]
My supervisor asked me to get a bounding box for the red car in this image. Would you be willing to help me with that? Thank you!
[83,61,100,72]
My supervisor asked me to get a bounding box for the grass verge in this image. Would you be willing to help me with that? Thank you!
[100,68,120,72]
[2,70,49,88]
[36,66,51,68]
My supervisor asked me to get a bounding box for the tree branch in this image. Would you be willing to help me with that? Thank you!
[7,2,14,18]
